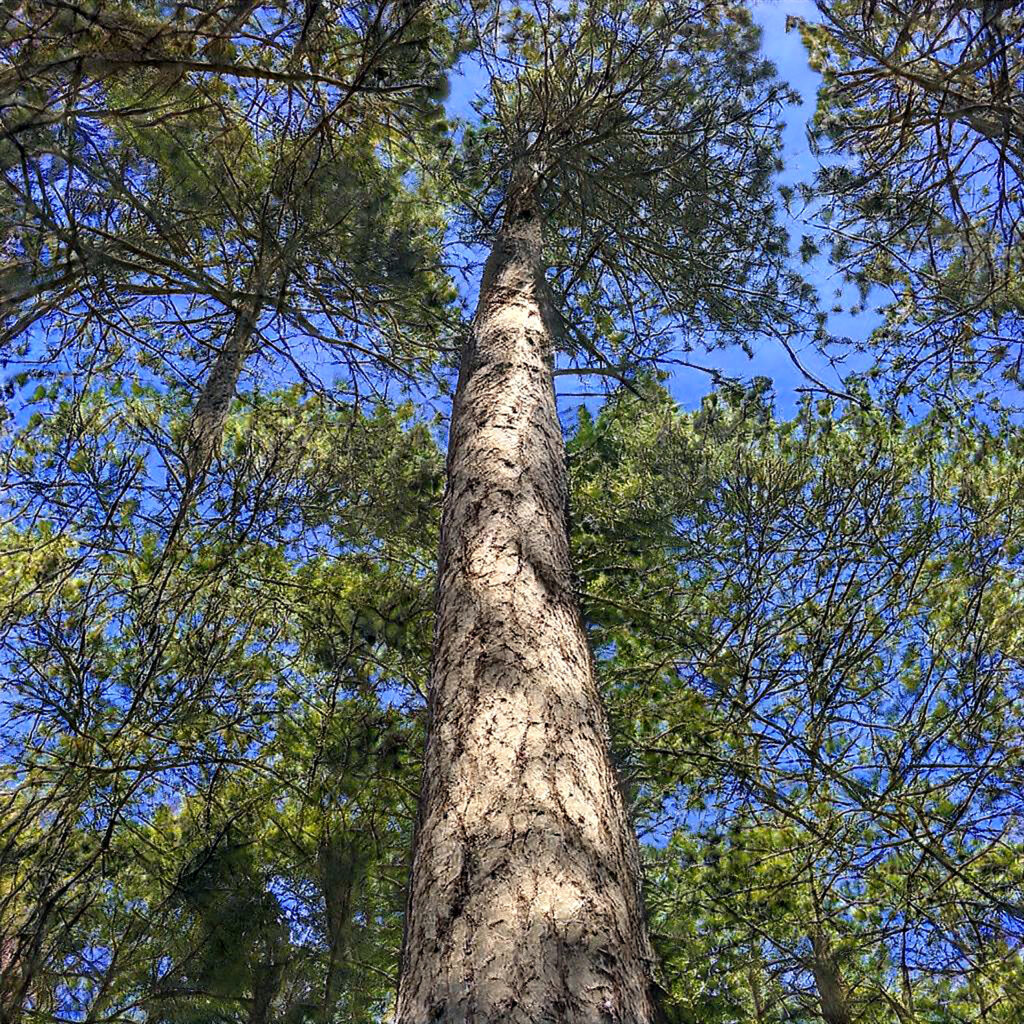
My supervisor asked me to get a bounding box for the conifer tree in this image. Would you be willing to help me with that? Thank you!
[1,0,457,502]
[395,2,795,1019]
[569,383,1024,1024]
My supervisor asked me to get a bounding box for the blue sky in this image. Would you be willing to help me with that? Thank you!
[665,0,880,417]
[700,0,857,413]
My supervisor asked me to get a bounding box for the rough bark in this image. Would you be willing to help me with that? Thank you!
[184,300,258,484]
[810,931,852,1024]
[394,206,658,1024]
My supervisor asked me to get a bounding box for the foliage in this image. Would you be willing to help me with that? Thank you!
[792,1,1024,406]
[569,382,1024,1022]
[1,0,459,490]
[2,2,1024,1022]
[0,388,441,1024]
[449,0,805,371]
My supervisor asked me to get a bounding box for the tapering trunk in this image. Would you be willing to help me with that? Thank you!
[185,300,258,483]
[811,931,851,1024]
[395,209,657,1023]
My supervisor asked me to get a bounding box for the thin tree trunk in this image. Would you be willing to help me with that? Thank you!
[747,950,766,1024]
[150,297,259,564]
[246,955,282,1024]
[318,835,360,1021]
[0,932,26,1024]
[185,298,259,484]
[810,931,851,1024]
[0,922,46,1024]
[395,205,658,1023]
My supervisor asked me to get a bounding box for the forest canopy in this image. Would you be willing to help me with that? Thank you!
[1,2,1022,1023]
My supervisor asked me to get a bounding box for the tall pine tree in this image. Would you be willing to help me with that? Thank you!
[396,2,796,1019]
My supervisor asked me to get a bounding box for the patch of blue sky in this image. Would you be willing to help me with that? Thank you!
[704,0,881,414]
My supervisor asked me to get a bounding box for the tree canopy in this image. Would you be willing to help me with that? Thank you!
[1,1,1022,1022]
[792,0,1024,406]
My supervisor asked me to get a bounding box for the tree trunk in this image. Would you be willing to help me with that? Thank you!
[747,951,766,1024]
[0,932,26,1024]
[156,298,258,554]
[246,955,282,1024]
[810,931,851,1024]
[185,299,259,484]
[394,206,658,1023]
[318,834,361,1021]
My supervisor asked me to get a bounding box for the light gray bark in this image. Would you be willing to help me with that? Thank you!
[185,300,258,483]
[395,206,658,1023]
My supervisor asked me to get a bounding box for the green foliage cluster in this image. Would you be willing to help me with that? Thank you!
[1,0,459,454]
[570,382,1024,1022]
[790,1,1024,407]
[1,386,441,1024]
[3,374,1022,1023]
[452,0,805,368]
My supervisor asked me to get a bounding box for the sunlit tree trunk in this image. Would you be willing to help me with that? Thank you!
[185,298,260,484]
[395,202,658,1023]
